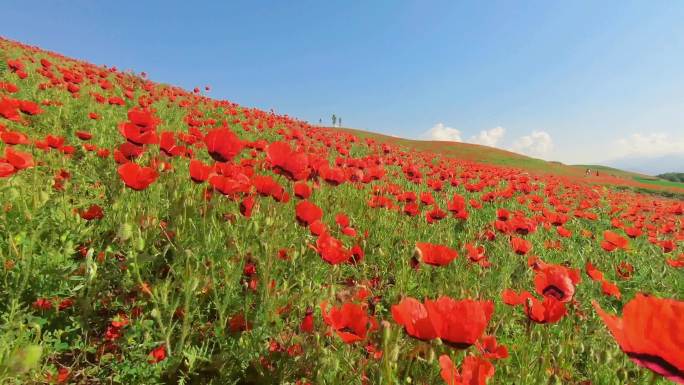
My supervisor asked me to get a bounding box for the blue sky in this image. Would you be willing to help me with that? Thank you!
[3,0,684,166]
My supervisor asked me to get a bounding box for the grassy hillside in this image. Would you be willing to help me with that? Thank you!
[0,37,682,385]
[332,127,684,195]
[570,164,652,180]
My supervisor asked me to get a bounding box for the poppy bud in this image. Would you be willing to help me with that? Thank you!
[597,349,611,363]
[118,223,133,241]
[135,236,145,251]
[616,368,627,382]
[382,321,392,346]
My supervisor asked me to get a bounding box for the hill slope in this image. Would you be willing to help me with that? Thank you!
[329,127,684,195]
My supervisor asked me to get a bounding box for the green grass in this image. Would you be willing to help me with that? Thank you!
[633,176,684,188]
[572,164,649,179]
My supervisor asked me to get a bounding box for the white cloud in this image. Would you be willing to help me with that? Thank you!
[423,123,462,142]
[423,124,555,160]
[468,126,506,147]
[614,133,684,158]
[510,131,554,158]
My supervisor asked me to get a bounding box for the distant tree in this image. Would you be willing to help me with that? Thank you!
[319,118,322,125]
[331,114,337,127]
[339,117,342,127]
[657,172,684,183]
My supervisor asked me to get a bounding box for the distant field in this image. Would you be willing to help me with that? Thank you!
[331,127,684,195]
[633,176,684,189]
[570,164,652,180]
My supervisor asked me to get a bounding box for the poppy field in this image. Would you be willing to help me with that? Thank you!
[0,37,682,385]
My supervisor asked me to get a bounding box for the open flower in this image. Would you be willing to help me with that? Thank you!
[391,297,439,340]
[415,243,458,266]
[593,294,683,383]
[533,263,581,302]
[320,301,376,343]
[118,162,158,190]
[439,354,495,385]
[601,230,629,252]
[204,127,243,162]
[425,297,493,348]
[510,237,532,255]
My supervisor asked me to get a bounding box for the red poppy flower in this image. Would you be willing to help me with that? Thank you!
[335,213,350,228]
[189,159,212,183]
[309,220,327,236]
[585,261,604,281]
[660,240,675,253]
[208,174,251,197]
[403,202,420,217]
[33,298,53,311]
[510,237,532,255]
[18,100,42,115]
[204,127,244,162]
[593,294,684,383]
[391,297,439,340]
[1,130,29,145]
[121,123,159,145]
[315,232,351,264]
[601,230,629,252]
[75,130,93,140]
[350,244,364,263]
[320,301,375,343]
[266,141,309,181]
[79,204,104,220]
[533,263,581,302]
[666,254,684,268]
[0,162,14,177]
[240,195,255,218]
[625,226,642,238]
[0,82,18,93]
[45,135,65,149]
[420,191,435,205]
[425,297,493,348]
[426,207,447,223]
[415,242,458,266]
[148,345,167,364]
[300,308,314,333]
[439,354,495,385]
[5,147,34,170]
[294,182,312,199]
[556,226,572,238]
[476,336,509,360]
[501,289,534,306]
[229,313,251,332]
[0,98,21,121]
[616,261,634,280]
[118,162,158,190]
[601,280,621,299]
[465,243,486,262]
[128,108,160,131]
[523,296,567,324]
[296,200,323,226]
